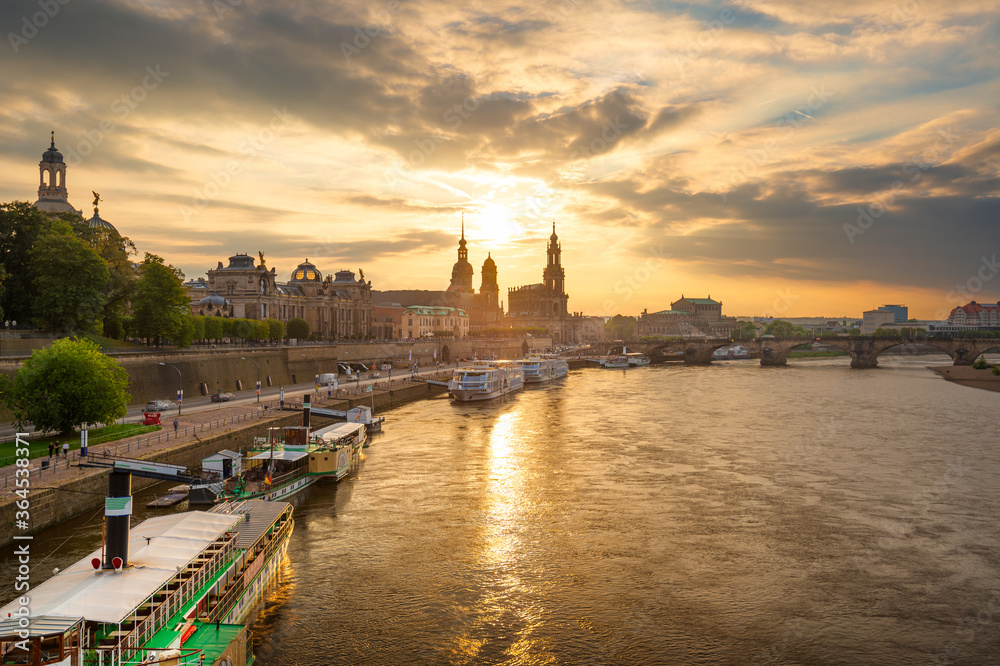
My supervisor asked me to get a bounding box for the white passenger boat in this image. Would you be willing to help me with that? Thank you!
[625,352,651,366]
[601,354,630,368]
[0,498,293,666]
[519,354,569,383]
[449,360,525,401]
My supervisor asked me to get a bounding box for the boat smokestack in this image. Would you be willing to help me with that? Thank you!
[104,470,131,569]
[302,394,311,428]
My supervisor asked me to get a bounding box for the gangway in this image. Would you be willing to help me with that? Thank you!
[78,451,209,483]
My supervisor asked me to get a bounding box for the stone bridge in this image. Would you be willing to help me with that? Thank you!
[596,338,1000,368]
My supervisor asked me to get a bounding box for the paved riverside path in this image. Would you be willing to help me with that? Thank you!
[0,371,453,497]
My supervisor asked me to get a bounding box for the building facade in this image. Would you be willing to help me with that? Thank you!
[507,223,604,344]
[373,222,503,335]
[194,253,373,339]
[637,296,738,338]
[402,306,469,339]
[878,304,908,323]
[861,309,896,334]
[948,301,1000,328]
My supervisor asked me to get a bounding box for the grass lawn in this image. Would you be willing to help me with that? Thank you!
[1,423,162,466]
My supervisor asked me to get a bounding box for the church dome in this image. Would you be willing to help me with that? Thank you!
[291,260,322,282]
[87,210,118,233]
[482,253,496,269]
[41,135,64,164]
[199,291,231,308]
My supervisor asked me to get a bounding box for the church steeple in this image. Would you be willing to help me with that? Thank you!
[34,131,79,215]
[448,213,474,293]
[543,221,565,296]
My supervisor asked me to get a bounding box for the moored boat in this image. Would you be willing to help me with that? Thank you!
[625,352,651,366]
[518,354,569,383]
[449,360,525,401]
[0,497,293,666]
[601,354,630,368]
[215,422,366,502]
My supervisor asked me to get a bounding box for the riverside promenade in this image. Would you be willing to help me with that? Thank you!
[0,371,452,546]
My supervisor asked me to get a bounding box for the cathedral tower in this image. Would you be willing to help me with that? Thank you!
[543,221,565,295]
[448,215,474,293]
[34,132,80,215]
[479,253,499,308]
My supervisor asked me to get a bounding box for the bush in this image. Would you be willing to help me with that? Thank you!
[973,356,989,370]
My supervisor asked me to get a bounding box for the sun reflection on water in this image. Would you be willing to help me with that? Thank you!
[445,403,558,664]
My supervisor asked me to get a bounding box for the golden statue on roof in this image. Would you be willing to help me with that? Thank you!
[258,251,266,268]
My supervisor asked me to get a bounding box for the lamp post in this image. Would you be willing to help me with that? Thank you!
[158,362,182,415]
[241,356,261,402]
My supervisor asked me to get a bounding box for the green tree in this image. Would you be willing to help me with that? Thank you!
[267,318,284,340]
[605,314,636,340]
[232,318,255,341]
[764,320,810,338]
[287,317,309,339]
[29,220,109,333]
[0,337,130,435]
[132,253,188,344]
[190,315,206,343]
[253,320,269,340]
[204,316,223,341]
[76,225,137,338]
[0,201,54,324]
[732,321,757,339]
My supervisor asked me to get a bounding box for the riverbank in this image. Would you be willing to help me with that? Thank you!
[929,365,1000,393]
[0,375,450,547]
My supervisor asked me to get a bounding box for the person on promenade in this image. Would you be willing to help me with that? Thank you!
[48,441,54,457]
[62,441,69,458]
[173,418,179,434]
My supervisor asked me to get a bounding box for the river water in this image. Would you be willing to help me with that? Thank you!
[5,356,1000,664]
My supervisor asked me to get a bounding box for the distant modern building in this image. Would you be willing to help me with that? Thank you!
[861,309,896,334]
[948,301,1000,328]
[637,295,738,338]
[878,304,908,323]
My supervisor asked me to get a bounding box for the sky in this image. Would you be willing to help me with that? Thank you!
[1,0,998,320]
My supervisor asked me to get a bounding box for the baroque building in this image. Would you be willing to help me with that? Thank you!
[636,296,739,338]
[507,223,603,344]
[194,253,373,338]
[373,220,503,336]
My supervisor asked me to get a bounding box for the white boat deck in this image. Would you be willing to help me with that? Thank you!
[0,511,240,624]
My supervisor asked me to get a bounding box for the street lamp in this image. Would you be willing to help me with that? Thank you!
[241,356,261,402]
[158,362,182,415]
[301,354,319,389]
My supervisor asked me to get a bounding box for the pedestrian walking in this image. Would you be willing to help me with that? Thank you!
[48,441,54,457]
[62,441,69,458]
[173,418,179,434]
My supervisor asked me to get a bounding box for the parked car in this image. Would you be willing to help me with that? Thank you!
[211,392,235,403]
[368,371,381,379]
[145,400,173,412]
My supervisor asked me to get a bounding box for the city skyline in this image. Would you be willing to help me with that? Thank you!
[1,0,998,319]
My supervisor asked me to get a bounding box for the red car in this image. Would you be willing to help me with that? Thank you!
[141,411,162,426]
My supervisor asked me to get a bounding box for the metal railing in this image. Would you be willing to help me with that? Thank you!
[0,404,273,490]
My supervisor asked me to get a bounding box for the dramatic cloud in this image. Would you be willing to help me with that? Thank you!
[1,0,997,317]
